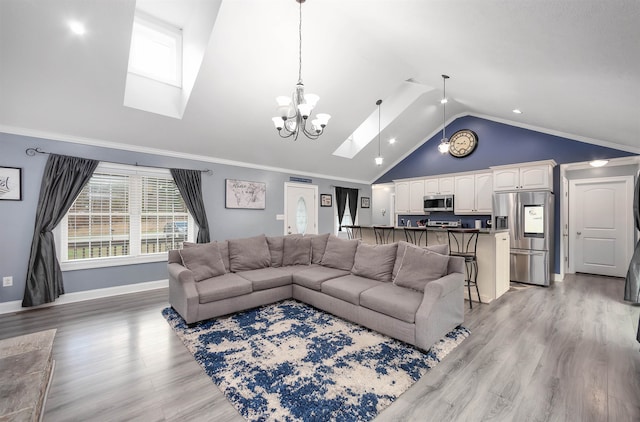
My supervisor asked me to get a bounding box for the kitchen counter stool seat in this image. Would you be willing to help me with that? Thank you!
[447,228,480,309]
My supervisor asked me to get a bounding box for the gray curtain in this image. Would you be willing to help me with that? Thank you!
[624,174,639,304]
[335,187,348,231]
[23,154,98,307]
[170,169,210,243]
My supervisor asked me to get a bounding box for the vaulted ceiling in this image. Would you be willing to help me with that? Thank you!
[1,0,639,183]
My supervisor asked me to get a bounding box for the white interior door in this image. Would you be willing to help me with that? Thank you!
[284,183,318,235]
[569,176,634,277]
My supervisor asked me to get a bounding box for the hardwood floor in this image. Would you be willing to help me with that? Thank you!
[0,273,638,421]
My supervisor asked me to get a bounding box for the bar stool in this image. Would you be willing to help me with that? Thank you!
[447,228,480,309]
[373,225,394,244]
[403,227,427,246]
[343,225,362,240]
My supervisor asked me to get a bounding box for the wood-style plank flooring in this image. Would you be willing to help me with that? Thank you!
[0,273,638,421]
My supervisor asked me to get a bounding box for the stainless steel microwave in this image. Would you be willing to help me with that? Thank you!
[424,194,454,212]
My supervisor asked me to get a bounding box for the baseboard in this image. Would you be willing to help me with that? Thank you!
[554,273,564,282]
[0,279,168,315]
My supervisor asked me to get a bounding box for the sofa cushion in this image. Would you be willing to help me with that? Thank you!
[393,246,449,292]
[195,273,253,304]
[392,241,449,279]
[178,242,226,282]
[320,235,359,271]
[266,236,285,267]
[308,233,330,264]
[235,267,293,291]
[321,275,384,305]
[351,243,398,282]
[293,266,350,291]
[360,283,424,323]
[283,235,312,266]
[228,234,271,272]
[185,240,230,273]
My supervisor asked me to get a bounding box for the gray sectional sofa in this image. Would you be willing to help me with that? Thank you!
[168,233,465,352]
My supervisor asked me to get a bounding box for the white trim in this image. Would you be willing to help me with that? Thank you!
[0,279,168,315]
[0,126,370,185]
[60,254,167,271]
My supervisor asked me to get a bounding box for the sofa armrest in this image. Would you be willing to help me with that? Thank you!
[168,262,200,324]
[414,270,465,351]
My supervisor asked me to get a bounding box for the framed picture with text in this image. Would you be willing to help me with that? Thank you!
[0,166,22,201]
[225,179,266,209]
[320,194,332,207]
[360,197,370,208]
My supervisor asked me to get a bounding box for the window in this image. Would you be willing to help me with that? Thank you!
[335,196,357,234]
[58,163,193,270]
[128,13,182,87]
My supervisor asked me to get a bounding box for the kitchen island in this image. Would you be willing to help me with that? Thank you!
[344,225,510,303]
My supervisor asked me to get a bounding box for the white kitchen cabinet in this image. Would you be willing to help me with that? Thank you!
[494,231,510,298]
[454,172,493,214]
[409,180,425,212]
[425,176,454,195]
[395,181,409,213]
[492,161,555,192]
[471,231,511,303]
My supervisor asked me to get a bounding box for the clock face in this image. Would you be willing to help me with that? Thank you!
[449,129,478,158]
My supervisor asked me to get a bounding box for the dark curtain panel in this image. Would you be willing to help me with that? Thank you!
[170,169,210,243]
[335,187,348,231]
[347,188,358,224]
[624,174,640,304]
[23,154,98,307]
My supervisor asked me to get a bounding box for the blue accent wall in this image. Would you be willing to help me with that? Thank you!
[375,115,638,276]
[0,132,371,304]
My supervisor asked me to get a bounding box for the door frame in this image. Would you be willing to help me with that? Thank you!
[283,182,318,235]
[567,175,634,276]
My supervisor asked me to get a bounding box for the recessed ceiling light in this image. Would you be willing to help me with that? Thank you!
[68,21,86,35]
[589,160,609,167]
[512,109,522,114]
[388,138,396,145]
[440,98,448,104]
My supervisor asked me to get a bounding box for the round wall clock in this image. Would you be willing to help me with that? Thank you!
[448,129,478,158]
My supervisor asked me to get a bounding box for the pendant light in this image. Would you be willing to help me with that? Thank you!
[438,74,450,154]
[375,99,383,166]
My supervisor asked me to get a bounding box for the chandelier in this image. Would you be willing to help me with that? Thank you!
[438,74,450,154]
[272,0,330,141]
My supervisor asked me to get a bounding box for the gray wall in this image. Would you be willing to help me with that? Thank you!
[0,132,371,303]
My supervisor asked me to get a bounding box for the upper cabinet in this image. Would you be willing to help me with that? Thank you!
[395,181,410,213]
[425,176,454,195]
[492,160,556,192]
[409,180,425,213]
[454,172,493,214]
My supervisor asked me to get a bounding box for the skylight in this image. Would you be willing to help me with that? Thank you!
[128,14,182,88]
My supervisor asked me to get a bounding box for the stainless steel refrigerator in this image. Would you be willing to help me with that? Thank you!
[493,191,554,286]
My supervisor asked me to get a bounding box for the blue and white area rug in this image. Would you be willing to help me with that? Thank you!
[162,300,469,422]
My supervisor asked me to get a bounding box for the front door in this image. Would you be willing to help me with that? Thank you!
[284,182,318,235]
[569,176,634,277]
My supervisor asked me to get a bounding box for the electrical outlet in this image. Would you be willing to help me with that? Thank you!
[3,276,13,287]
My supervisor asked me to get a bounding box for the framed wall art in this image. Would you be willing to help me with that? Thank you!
[225,179,266,209]
[320,194,332,207]
[0,166,22,201]
[360,197,370,208]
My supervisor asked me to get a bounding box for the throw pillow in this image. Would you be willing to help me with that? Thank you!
[392,241,450,279]
[351,242,398,282]
[266,236,285,267]
[178,242,226,282]
[393,246,450,292]
[320,235,360,271]
[184,240,230,272]
[283,235,312,266]
[308,233,330,264]
[228,234,271,272]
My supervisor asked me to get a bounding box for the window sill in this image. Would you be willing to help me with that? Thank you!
[60,254,168,272]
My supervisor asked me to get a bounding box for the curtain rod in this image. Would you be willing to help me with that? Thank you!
[25,147,212,175]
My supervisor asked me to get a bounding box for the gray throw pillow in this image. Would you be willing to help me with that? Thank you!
[266,236,285,267]
[351,243,398,282]
[320,235,360,271]
[283,235,312,266]
[228,234,271,272]
[392,241,450,279]
[178,242,226,282]
[185,240,230,272]
[393,246,450,292]
[308,233,330,264]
